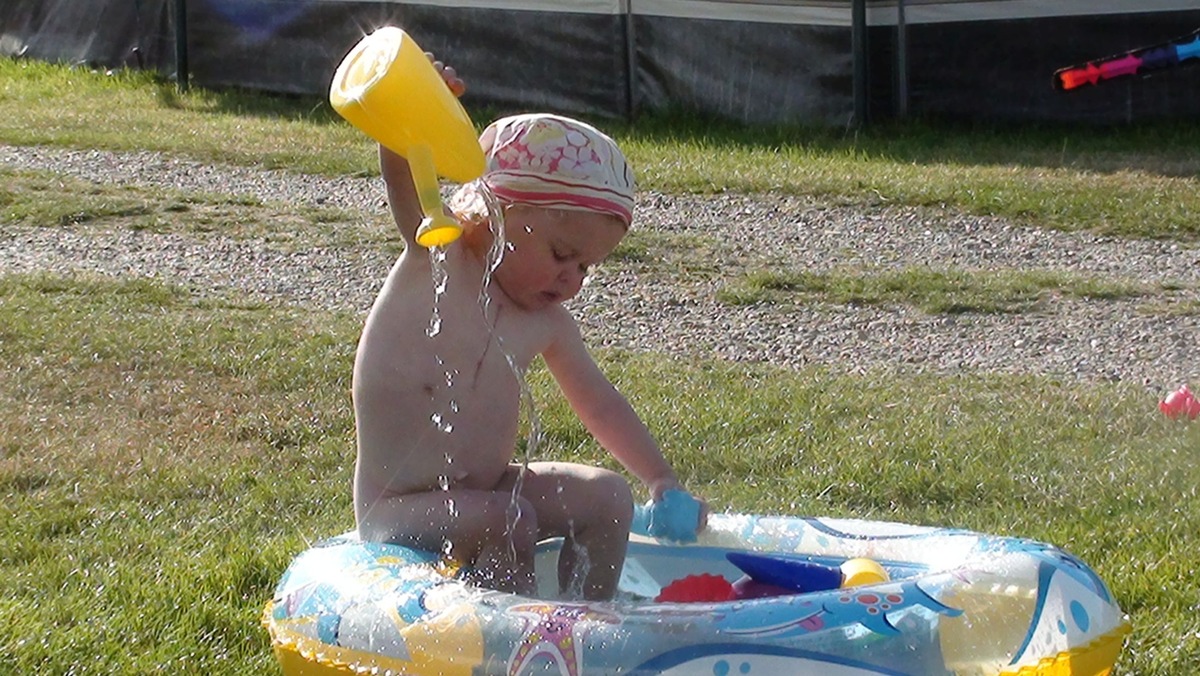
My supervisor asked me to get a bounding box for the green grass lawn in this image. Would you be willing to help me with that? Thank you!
[2,275,1197,674]
[2,58,1199,674]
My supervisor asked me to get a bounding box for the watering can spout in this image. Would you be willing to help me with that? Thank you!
[329,27,485,247]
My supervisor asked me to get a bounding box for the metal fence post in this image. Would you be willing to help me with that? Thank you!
[851,0,868,126]
[623,0,636,121]
[173,0,189,91]
[896,0,908,118]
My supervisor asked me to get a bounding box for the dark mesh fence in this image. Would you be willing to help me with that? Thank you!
[2,0,1197,125]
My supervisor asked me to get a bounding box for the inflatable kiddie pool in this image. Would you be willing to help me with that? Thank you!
[263,514,1129,675]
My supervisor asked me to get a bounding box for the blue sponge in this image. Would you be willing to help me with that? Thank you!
[631,489,701,543]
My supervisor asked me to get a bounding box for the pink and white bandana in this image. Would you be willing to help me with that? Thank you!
[478,114,635,228]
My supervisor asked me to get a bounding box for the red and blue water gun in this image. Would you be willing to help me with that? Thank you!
[1055,28,1200,91]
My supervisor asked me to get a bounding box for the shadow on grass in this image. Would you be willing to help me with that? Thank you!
[116,60,1200,182]
[153,79,344,126]
[133,66,1200,181]
[609,106,1200,180]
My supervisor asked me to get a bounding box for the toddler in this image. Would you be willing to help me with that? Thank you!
[352,63,705,600]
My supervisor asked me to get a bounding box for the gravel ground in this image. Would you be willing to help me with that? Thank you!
[3,143,1198,392]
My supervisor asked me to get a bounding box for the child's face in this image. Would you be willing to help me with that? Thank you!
[493,205,626,311]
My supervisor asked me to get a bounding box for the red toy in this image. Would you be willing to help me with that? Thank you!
[655,574,734,603]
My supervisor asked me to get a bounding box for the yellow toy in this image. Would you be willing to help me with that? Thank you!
[329,27,485,247]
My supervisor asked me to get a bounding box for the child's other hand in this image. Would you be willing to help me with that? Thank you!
[648,476,708,533]
[424,52,466,98]
[692,492,710,534]
[644,490,708,542]
[649,475,683,501]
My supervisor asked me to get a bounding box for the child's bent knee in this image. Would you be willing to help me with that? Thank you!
[569,472,632,535]
[593,471,634,520]
[492,495,539,550]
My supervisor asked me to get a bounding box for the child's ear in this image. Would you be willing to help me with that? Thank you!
[478,125,497,155]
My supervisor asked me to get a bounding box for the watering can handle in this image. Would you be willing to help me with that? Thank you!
[408,145,462,248]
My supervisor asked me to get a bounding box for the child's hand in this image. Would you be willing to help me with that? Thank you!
[424,52,466,98]
[633,488,708,542]
[687,491,710,534]
[648,476,709,535]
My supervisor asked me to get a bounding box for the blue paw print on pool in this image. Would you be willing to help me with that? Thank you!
[712,660,753,675]
[1057,600,1091,634]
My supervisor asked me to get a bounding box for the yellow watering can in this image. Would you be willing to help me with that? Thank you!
[329,27,485,248]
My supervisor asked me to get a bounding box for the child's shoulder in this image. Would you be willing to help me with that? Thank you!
[392,239,475,272]
[536,302,588,351]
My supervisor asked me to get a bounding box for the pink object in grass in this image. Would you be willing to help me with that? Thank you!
[1159,385,1200,420]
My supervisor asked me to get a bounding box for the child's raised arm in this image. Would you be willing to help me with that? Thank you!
[379,147,421,244]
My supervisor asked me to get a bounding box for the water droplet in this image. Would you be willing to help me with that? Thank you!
[438,475,450,491]
[429,412,453,434]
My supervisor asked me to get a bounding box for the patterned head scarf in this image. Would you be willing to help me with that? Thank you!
[478,114,635,228]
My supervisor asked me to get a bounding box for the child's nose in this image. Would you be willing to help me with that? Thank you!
[558,266,585,294]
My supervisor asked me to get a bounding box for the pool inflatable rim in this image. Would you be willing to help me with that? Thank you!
[264,513,1131,676]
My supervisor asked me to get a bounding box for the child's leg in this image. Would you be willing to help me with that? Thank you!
[513,462,634,600]
[356,487,540,594]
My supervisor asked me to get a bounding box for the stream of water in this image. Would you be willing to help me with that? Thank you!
[428,181,564,588]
